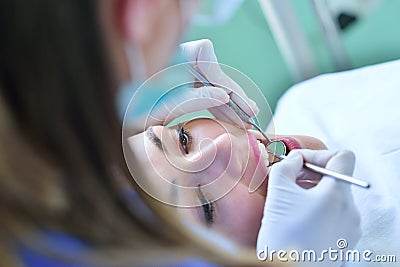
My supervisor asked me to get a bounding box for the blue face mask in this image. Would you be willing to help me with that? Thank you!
[116,47,187,122]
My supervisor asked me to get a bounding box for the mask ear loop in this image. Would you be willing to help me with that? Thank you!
[179,0,199,32]
[124,42,146,83]
[116,43,147,122]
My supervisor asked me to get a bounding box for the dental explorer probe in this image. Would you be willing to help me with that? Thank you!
[271,153,370,188]
[185,64,272,143]
[185,64,370,189]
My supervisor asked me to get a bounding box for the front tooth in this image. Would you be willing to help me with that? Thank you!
[258,142,270,167]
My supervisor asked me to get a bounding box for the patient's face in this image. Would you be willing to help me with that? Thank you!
[128,118,325,246]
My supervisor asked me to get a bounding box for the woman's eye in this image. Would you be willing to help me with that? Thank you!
[202,201,214,226]
[197,185,215,226]
[178,125,192,154]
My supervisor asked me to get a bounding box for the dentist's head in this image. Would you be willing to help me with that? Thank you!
[100,0,199,83]
[0,0,208,266]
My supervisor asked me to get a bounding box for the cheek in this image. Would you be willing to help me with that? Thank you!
[200,136,243,183]
[216,184,265,246]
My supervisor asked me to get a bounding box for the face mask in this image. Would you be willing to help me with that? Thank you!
[116,47,187,122]
[117,0,197,122]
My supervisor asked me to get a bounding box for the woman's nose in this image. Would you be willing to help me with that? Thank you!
[186,132,244,196]
[185,133,234,173]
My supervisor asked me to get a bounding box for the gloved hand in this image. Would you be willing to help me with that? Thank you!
[124,39,259,133]
[257,149,361,266]
[180,39,259,128]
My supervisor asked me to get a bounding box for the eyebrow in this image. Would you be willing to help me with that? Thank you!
[146,126,165,152]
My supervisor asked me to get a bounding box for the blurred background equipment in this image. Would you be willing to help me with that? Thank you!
[184,0,400,111]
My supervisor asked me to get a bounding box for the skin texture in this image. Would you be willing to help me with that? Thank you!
[128,118,326,246]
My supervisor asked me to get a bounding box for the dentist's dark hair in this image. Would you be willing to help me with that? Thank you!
[0,1,263,266]
[0,0,190,266]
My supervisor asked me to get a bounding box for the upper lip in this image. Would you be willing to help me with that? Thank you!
[273,137,302,152]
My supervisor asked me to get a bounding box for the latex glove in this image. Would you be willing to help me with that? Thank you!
[145,84,230,126]
[124,79,237,135]
[180,39,259,128]
[124,39,259,133]
[257,149,361,266]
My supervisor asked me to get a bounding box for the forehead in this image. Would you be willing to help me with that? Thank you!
[127,132,184,205]
[129,130,177,176]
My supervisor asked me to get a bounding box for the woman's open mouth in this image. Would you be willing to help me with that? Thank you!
[256,136,302,153]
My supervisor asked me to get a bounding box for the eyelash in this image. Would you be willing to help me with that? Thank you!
[197,185,215,226]
[178,124,192,154]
